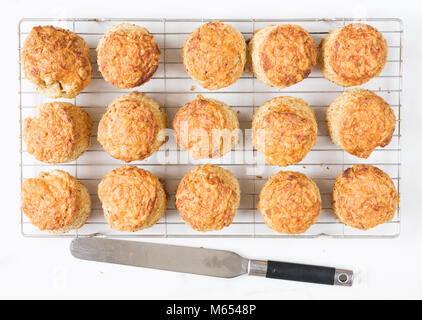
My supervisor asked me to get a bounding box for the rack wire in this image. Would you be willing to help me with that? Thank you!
[19,18,403,238]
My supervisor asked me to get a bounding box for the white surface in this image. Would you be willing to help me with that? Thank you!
[0,0,421,299]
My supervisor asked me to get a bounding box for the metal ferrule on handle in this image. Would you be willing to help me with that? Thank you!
[248,259,353,287]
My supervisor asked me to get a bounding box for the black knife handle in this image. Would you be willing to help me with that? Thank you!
[266,260,335,285]
[248,259,353,286]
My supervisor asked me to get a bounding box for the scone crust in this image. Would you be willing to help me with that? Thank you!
[258,171,321,234]
[327,89,396,158]
[173,95,239,159]
[318,23,387,87]
[249,24,317,89]
[252,96,317,166]
[97,91,168,162]
[97,23,161,89]
[175,164,240,232]
[23,102,93,164]
[332,165,399,230]
[98,165,168,232]
[21,170,91,234]
[182,21,247,90]
[22,25,92,99]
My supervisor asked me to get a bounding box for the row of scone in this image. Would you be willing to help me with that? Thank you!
[21,21,387,97]
[21,164,399,234]
[23,88,395,166]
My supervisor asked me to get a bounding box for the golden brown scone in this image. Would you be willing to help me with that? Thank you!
[318,23,387,87]
[97,166,167,232]
[249,24,317,89]
[252,96,317,166]
[21,170,91,234]
[173,95,239,159]
[175,164,240,232]
[22,25,92,99]
[332,165,399,230]
[97,23,161,89]
[98,166,168,232]
[327,89,396,158]
[182,21,247,90]
[97,91,168,162]
[258,171,321,234]
[23,102,93,164]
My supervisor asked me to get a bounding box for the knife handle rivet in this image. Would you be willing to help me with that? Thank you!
[338,273,348,283]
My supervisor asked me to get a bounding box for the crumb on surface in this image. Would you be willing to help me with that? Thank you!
[256,176,262,179]
[190,85,196,91]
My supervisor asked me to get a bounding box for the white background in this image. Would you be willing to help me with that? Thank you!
[1,0,421,299]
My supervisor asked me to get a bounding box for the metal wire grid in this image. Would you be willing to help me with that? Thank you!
[18,18,403,238]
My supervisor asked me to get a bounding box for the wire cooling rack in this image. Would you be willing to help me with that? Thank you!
[19,18,402,238]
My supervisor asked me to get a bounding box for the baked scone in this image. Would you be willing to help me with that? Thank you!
[182,21,247,90]
[252,96,317,166]
[249,24,317,89]
[97,23,161,89]
[175,164,240,232]
[173,95,239,159]
[332,165,399,230]
[327,89,396,158]
[23,102,93,164]
[97,91,168,162]
[318,23,388,87]
[258,171,321,234]
[98,166,168,232]
[22,25,92,98]
[21,170,91,234]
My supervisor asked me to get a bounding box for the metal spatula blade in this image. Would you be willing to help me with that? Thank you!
[71,238,247,278]
[70,238,353,286]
